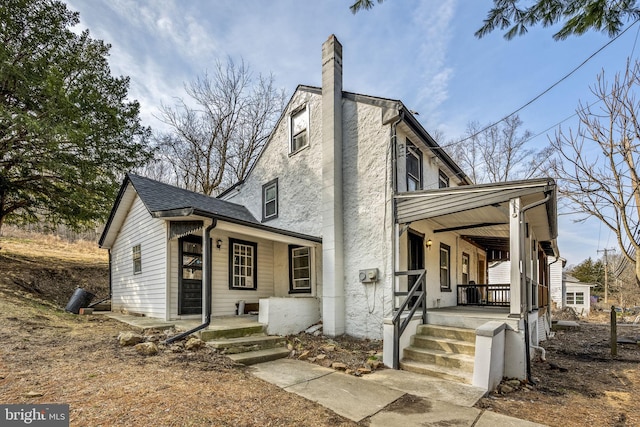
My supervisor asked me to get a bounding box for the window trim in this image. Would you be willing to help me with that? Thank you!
[262,178,278,222]
[289,105,309,154]
[228,238,258,290]
[439,169,450,188]
[289,245,312,294]
[132,244,142,274]
[461,252,470,284]
[439,243,451,291]
[406,140,422,191]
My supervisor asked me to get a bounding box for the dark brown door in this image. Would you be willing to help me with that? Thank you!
[408,230,424,308]
[179,235,203,315]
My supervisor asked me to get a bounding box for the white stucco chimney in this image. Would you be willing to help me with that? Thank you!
[321,34,345,337]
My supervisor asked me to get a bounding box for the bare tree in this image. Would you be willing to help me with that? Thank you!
[448,115,552,184]
[156,59,286,195]
[550,59,640,287]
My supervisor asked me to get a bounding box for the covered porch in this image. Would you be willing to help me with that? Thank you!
[386,179,559,387]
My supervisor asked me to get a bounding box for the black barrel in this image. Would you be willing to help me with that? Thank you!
[65,288,95,314]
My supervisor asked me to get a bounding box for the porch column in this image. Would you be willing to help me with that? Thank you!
[202,221,213,324]
[509,198,523,317]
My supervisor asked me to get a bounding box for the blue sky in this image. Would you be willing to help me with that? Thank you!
[65,0,639,266]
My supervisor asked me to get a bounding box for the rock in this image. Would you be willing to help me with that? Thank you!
[185,338,205,351]
[331,362,347,370]
[499,384,514,394]
[298,350,310,360]
[24,391,44,398]
[357,367,372,375]
[169,345,184,353]
[308,357,316,362]
[135,342,158,356]
[313,330,322,337]
[305,324,323,334]
[322,345,336,352]
[350,369,358,376]
[370,360,381,370]
[118,332,144,346]
[287,343,294,351]
[506,379,521,388]
[316,354,326,360]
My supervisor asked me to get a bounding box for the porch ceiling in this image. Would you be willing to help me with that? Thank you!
[396,179,558,253]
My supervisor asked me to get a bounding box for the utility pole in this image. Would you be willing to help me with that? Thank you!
[598,248,616,303]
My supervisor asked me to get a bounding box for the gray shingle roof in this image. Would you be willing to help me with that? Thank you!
[127,174,259,224]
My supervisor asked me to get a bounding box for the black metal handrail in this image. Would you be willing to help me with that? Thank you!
[392,269,426,369]
[456,284,510,307]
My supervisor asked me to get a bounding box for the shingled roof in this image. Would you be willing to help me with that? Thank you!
[99,173,321,248]
[127,174,258,224]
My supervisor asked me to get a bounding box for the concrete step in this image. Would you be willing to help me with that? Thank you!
[403,346,474,372]
[400,359,473,384]
[227,347,291,365]
[415,324,476,343]
[411,335,476,356]
[206,334,286,354]
[198,323,265,341]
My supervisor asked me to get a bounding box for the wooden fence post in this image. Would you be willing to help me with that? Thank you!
[611,305,617,357]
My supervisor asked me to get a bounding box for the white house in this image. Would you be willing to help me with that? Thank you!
[99,35,560,390]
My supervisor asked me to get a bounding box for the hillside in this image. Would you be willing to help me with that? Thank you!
[0,229,109,308]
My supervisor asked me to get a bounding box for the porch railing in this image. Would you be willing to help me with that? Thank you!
[392,269,427,369]
[456,284,510,307]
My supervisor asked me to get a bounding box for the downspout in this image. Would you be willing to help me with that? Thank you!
[165,219,217,344]
[547,256,561,331]
[520,192,551,384]
[390,113,402,309]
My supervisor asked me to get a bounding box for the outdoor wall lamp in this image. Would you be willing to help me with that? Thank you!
[426,239,432,249]
[216,239,222,249]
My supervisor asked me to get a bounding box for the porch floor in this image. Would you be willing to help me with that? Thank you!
[103,312,260,333]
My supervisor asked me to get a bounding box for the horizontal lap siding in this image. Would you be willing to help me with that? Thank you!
[111,195,167,318]
[210,230,275,316]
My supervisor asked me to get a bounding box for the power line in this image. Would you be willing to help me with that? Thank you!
[453,18,640,146]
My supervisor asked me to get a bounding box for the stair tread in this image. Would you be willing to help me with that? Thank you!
[400,359,473,383]
[404,346,474,360]
[227,347,290,365]
[413,335,475,346]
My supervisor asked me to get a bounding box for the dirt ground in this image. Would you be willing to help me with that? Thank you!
[1,230,640,426]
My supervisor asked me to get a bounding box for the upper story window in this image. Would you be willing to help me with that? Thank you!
[406,140,422,191]
[290,106,308,154]
[262,178,278,221]
[132,244,141,274]
[439,170,449,188]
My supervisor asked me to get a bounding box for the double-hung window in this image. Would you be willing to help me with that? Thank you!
[440,243,450,290]
[439,170,449,188]
[229,238,257,290]
[132,244,141,274]
[289,246,311,293]
[406,140,422,191]
[262,178,278,221]
[290,106,308,153]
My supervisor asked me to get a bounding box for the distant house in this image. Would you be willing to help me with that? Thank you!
[99,35,560,391]
[547,257,593,316]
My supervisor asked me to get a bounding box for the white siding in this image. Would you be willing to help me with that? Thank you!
[548,257,564,308]
[111,195,167,318]
[488,261,511,284]
[210,230,275,316]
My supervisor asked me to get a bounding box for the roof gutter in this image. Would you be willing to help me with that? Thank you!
[150,208,322,243]
[165,219,217,344]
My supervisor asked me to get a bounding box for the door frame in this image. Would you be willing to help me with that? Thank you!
[178,234,203,315]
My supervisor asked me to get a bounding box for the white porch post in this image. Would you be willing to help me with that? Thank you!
[202,221,212,324]
[509,197,523,317]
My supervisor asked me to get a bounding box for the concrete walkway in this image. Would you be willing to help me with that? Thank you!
[250,359,547,426]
